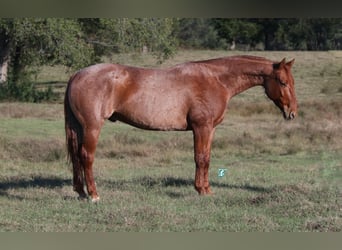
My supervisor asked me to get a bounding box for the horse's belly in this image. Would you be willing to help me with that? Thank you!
[117,109,188,131]
[115,97,189,131]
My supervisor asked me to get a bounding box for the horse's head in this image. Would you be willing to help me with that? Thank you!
[264,58,297,120]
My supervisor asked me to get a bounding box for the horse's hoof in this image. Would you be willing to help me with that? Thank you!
[195,186,213,195]
[90,196,100,203]
[205,187,213,195]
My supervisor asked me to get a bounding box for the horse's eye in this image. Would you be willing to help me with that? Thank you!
[279,81,287,87]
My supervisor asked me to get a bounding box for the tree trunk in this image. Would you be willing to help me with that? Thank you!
[0,33,11,84]
[0,50,10,84]
[11,46,24,84]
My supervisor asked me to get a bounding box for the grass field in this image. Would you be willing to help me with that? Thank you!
[0,50,341,231]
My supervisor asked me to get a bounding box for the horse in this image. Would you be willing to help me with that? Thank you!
[64,55,297,202]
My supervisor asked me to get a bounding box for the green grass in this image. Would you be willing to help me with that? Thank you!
[0,50,341,231]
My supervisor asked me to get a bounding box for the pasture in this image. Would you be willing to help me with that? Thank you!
[0,50,341,231]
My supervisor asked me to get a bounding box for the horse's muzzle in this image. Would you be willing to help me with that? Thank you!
[289,111,296,120]
[284,110,296,120]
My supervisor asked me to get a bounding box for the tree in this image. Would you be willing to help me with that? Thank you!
[78,18,178,64]
[98,18,177,63]
[176,18,226,49]
[211,19,260,49]
[0,18,179,101]
[253,19,282,50]
[0,18,94,85]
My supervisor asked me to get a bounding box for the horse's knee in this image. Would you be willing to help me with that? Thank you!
[195,152,210,167]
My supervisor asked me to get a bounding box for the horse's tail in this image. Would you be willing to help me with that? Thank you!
[64,75,84,187]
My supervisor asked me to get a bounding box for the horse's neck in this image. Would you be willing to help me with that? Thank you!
[225,73,265,98]
[213,61,273,98]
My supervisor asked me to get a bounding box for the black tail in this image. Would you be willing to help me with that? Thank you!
[64,76,84,191]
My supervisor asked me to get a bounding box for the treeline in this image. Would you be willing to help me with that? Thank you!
[180,19,342,51]
[0,18,341,101]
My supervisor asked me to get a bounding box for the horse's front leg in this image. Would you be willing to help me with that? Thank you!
[192,125,215,195]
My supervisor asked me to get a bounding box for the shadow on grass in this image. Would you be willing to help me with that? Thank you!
[102,176,271,195]
[0,175,271,200]
[0,176,70,190]
[161,176,271,193]
[0,176,71,199]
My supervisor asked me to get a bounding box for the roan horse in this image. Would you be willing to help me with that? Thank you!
[65,55,297,202]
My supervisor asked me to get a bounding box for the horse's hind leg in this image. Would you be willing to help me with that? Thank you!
[81,126,102,202]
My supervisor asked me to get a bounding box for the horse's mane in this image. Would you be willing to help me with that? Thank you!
[186,55,273,67]
[169,55,274,76]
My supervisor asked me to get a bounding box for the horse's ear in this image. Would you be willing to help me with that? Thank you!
[286,58,295,67]
[279,58,286,67]
[273,58,286,69]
